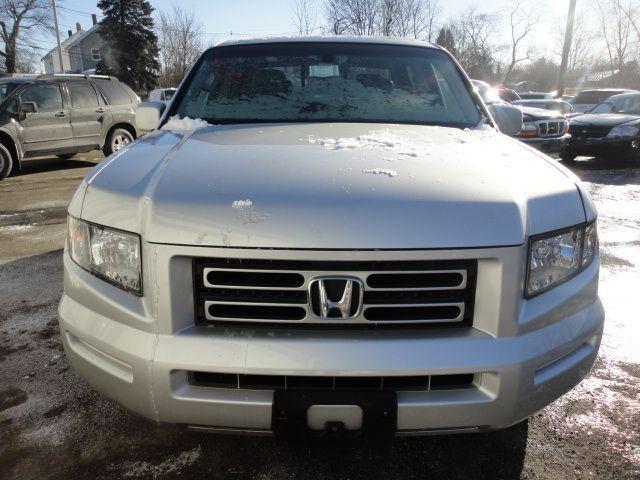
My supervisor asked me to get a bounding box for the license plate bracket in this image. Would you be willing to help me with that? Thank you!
[272,390,397,441]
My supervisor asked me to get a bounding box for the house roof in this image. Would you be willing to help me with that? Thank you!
[41,24,100,61]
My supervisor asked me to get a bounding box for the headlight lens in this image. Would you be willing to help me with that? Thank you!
[526,221,598,297]
[607,125,638,138]
[518,120,538,137]
[67,216,142,295]
[582,221,598,268]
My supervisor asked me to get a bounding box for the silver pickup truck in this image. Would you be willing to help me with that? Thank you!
[59,37,603,440]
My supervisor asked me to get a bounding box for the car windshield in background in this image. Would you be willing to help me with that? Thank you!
[0,82,20,102]
[573,90,620,104]
[591,94,640,114]
[172,43,481,126]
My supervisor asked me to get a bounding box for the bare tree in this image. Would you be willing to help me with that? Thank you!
[157,5,204,87]
[451,7,503,81]
[378,0,400,36]
[616,0,640,48]
[324,0,379,35]
[591,0,635,84]
[393,0,441,41]
[503,0,542,83]
[0,0,54,73]
[292,0,317,35]
[553,8,598,71]
[324,0,441,39]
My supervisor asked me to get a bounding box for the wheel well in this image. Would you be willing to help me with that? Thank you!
[0,130,18,166]
[106,123,137,143]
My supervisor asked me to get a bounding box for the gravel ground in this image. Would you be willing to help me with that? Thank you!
[0,153,639,480]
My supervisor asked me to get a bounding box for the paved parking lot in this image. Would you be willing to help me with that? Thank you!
[0,153,639,479]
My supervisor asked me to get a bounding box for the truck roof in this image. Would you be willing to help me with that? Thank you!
[212,35,438,50]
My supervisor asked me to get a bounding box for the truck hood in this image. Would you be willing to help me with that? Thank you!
[519,106,565,120]
[80,122,586,249]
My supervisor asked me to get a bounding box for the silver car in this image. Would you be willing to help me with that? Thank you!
[59,37,604,439]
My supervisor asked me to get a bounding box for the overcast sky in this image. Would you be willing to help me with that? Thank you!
[42,0,577,66]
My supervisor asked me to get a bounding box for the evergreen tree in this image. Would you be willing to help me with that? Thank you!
[436,28,457,58]
[96,0,160,94]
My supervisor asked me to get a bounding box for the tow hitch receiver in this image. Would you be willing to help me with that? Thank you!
[272,390,397,441]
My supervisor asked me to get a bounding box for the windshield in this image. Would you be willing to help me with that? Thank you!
[0,82,20,102]
[171,43,481,126]
[573,90,620,105]
[591,94,640,114]
[164,89,176,100]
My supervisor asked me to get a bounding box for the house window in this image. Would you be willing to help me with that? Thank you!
[91,49,101,61]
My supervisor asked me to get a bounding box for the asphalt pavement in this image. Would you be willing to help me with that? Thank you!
[0,152,639,479]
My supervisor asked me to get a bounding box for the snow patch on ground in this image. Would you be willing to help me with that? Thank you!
[543,172,640,469]
[362,168,397,177]
[161,116,209,133]
[115,446,202,478]
[0,224,35,232]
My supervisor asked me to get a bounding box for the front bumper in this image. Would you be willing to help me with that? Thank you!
[565,136,637,157]
[516,134,570,154]
[58,244,604,436]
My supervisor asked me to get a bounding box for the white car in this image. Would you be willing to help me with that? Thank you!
[59,37,603,439]
[148,87,177,104]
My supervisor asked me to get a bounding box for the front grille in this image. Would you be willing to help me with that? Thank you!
[537,120,566,137]
[188,371,477,392]
[569,124,611,138]
[193,258,477,326]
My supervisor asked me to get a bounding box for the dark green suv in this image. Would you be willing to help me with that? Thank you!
[0,74,140,180]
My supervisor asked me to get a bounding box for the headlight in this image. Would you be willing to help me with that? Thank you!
[67,216,142,295]
[526,221,598,297]
[607,125,638,138]
[518,120,538,137]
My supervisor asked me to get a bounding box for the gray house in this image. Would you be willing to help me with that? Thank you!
[42,15,106,74]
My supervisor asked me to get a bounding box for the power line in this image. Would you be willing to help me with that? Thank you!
[58,5,102,18]
[55,3,322,37]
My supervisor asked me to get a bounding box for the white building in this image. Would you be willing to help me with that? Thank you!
[42,15,105,74]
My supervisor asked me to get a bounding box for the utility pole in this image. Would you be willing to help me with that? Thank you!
[51,0,64,73]
[557,0,577,97]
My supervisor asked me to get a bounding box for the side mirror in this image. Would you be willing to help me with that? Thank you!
[488,103,524,136]
[20,102,37,114]
[135,101,166,132]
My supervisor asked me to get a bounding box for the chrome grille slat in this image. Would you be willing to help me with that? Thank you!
[365,269,467,291]
[537,120,566,138]
[194,258,477,326]
[363,301,465,323]
[205,268,468,291]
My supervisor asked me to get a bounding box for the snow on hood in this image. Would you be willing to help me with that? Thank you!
[161,116,210,133]
[80,122,586,249]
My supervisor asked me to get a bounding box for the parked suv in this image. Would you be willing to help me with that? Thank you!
[59,38,603,439]
[0,74,140,180]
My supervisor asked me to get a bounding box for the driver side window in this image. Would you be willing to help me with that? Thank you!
[19,84,63,111]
